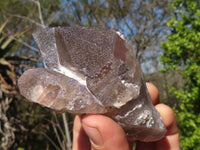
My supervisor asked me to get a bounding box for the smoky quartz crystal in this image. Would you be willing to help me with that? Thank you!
[18,27,167,142]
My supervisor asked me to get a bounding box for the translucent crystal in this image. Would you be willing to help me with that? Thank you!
[18,27,166,142]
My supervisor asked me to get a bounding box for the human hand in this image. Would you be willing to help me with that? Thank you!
[72,83,180,150]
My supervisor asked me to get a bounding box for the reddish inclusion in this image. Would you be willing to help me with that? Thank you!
[113,35,128,62]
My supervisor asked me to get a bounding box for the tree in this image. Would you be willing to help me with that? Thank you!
[160,0,200,149]
[0,16,33,149]
[0,1,73,149]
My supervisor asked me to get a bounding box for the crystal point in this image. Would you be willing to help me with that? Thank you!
[18,27,166,142]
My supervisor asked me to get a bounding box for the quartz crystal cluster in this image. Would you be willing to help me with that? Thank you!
[18,27,167,142]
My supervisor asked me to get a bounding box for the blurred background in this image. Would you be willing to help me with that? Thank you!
[0,0,199,149]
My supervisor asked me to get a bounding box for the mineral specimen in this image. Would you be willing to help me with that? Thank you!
[18,27,167,142]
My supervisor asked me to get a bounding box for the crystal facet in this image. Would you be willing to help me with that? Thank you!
[18,27,167,142]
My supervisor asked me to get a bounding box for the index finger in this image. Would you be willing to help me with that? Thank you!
[146,82,159,105]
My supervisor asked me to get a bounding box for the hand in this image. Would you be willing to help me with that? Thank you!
[72,83,180,150]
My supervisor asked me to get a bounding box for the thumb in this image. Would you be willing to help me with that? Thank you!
[82,115,130,150]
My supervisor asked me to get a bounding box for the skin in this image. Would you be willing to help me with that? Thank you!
[72,83,180,150]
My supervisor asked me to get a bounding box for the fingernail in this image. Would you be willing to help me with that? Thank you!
[82,123,104,148]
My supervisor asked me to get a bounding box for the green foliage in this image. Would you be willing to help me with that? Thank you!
[160,0,200,149]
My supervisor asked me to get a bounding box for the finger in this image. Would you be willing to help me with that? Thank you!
[155,104,178,135]
[155,104,180,150]
[146,82,159,105]
[136,104,180,150]
[72,115,91,150]
[82,114,130,150]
